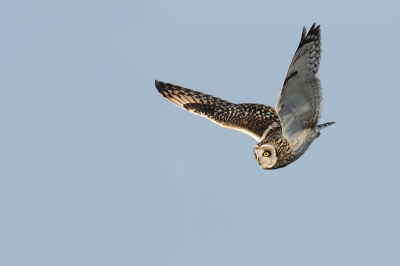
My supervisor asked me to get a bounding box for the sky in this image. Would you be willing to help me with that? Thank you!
[1,1,399,265]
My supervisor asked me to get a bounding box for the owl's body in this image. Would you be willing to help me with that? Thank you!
[155,23,335,169]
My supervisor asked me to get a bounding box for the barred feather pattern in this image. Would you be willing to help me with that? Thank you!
[155,80,281,141]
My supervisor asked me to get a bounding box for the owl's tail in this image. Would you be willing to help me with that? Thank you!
[316,121,336,132]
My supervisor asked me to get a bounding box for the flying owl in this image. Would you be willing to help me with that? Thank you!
[155,23,335,169]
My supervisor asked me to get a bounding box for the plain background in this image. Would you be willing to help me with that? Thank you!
[1,1,399,265]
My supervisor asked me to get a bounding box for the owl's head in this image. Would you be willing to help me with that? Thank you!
[253,144,278,170]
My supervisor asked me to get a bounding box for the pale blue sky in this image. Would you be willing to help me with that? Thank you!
[1,1,399,265]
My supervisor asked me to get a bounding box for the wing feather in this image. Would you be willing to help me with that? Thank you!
[276,23,323,144]
[155,80,281,141]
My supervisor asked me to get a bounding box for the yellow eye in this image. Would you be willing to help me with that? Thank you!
[263,151,270,157]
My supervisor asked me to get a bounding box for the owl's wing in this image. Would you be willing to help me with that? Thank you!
[155,80,281,142]
[275,23,323,145]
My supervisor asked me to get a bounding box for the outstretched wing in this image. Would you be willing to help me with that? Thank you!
[155,80,281,141]
[276,23,323,144]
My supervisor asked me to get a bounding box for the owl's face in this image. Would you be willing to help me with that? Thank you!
[253,144,278,170]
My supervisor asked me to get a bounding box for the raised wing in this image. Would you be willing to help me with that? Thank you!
[155,80,281,141]
[276,23,323,144]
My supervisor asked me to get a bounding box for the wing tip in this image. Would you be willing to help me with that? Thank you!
[297,23,321,49]
[155,79,165,92]
[307,22,320,36]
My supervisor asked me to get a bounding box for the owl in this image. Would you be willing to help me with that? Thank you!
[155,23,335,169]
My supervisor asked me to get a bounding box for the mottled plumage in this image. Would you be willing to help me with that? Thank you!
[155,23,335,169]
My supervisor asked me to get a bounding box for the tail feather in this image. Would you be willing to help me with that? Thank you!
[316,121,336,132]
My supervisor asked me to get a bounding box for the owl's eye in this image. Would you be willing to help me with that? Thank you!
[263,151,270,157]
